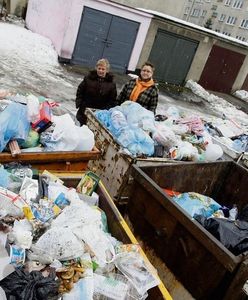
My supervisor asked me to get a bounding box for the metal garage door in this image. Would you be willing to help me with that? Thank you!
[72,7,139,72]
[199,45,245,93]
[149,30,198,85]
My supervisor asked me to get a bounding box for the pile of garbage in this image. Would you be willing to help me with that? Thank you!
[0,90,95,154]
[95,101,247,161]
[163,189,248,256]
[0,163,159,299]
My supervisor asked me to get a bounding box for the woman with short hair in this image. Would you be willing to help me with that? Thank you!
[76,58,117,125]
[117,62,158,114]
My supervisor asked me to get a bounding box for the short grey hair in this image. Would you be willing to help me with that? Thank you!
[96,58,110,72]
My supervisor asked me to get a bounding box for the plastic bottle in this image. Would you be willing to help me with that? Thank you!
[229,204,238,221]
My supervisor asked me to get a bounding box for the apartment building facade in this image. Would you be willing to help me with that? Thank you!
[113,0,248,42]
[182,0,248,42]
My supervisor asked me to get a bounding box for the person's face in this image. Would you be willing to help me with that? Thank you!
[96,64,107,78]
[140,65,153,81]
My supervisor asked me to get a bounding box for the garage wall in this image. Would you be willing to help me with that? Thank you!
[26,0,152,71]
[139,18,248,90]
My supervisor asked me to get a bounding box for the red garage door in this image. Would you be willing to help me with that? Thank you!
[199,45,245,93]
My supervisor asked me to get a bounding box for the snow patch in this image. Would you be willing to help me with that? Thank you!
[0,23,58,69]
[186,80,248,132]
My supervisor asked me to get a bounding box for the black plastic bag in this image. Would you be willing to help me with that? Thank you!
[195,215,248,255]
[0,268,59,300]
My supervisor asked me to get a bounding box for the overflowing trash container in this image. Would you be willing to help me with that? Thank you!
[127,161,248,300]
[0,163,172,300]
[0,92,100,171]
[85,100,247,201]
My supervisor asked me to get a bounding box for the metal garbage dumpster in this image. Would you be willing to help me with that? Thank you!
[85,108,179,202]
[126,161,248,300]
[0,147,100,171]
[53,173,172,300]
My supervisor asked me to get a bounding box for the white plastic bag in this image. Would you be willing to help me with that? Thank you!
[51,114,79,151]
[32,227,85,263]
[153,124,179,149]
[74,125,95,151]
[26,94,40,123]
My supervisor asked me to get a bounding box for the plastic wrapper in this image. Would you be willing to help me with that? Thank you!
[93,273,129,300]
[9,245,26,267]
[30,227,85,264]
[114,252,159,297]
[19,177,39,204]
[0,187,25,217]
[73,224,115,267]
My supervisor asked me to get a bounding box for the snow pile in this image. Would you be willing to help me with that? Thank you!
[233,90,248,102]
[0,23,59,69]
[186,80,248,132]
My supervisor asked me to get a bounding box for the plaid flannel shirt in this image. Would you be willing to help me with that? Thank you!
[117,78,158,114]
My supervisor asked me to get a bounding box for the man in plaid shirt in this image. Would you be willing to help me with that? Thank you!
[117,62,158,114]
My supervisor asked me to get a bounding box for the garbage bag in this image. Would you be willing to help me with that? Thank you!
[172,192,221,218]
[0,268,59,300]
[0,102,30,152]
[19,129,40,149]
[121,101,155,133]
[117,127,154,156]
[195,215,248,255]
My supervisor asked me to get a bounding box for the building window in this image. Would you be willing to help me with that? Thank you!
[223,31,231,36]
[232,0,243,8]
[236,35,246,41]
[184,7,190,14]
[226,16,237,25]
[240,19,248,28]
[219,14,226,21]
[212,12,218,17]
[224,0,232,5]
[191,8,201,17]
[201,10,207,16]
[212,4,218,10]
[215,29,221,32]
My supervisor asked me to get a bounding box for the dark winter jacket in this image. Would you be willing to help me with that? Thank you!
[76,70,117,125]
[117,78,158,114]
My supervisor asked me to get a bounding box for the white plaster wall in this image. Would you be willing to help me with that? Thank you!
[26,0,152,71]
[26,0,72,56]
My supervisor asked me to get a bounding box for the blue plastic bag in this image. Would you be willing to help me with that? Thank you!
[0,166,9,188]
[173,192,221,218]
[0,102,30,152]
